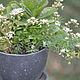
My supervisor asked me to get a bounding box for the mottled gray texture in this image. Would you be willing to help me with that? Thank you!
[0,48,48,80]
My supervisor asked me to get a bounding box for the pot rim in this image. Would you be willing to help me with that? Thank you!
[0,48,48,56]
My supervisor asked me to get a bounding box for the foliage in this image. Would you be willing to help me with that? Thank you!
[0,0,80,62]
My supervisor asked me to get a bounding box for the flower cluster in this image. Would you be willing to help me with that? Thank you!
[52,0,64,10]
[75,43,80,47]
[6,31,14,39]
[65,19,79,27]
[27,17,38,25]
[54,12,60,17]
[76,33,80,37]
[63,27,72,33]
[0,4,5,11]
[10,8,24,16]
[0,15,6,19]
[27,17,49,26]
[0,0,80,63]
[55,21,61,26]
[60,49,69,53]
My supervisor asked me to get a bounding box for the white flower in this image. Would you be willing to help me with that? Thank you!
[60,49,66,53]
[31,17,35,20]
[54,12,58,15]
[60,49,69,53]
[27,17,38,24]
[27,17,38,25]
[68,61,71,64]
[76,33,80,37]
[59,53,62,55]
[43,41,46,47]
[27,17,49,26]
[62,55,64,57]
[52,0,63,8]
[67,54,70,57]
[70,19,77,23]
[31,45,35,49]
[70,33,76,38]
[27,19,34,24]
[61,6,64,10]
[40,19,48,24]
[27,19,31,22]
[76,23,79,26]
[68,21,71,24]
[0,37,3,39]
[54,12,60,17]
[6,31,14,39]
[0,4,5,11]
[65,23,68,26]
[8,34,13,39]
[66,49,69,52]
[70,33,74,35]
[63,27,72,33]
[75,43,80,47]
[64,37,69,39]
[10,8,24,16]
[55,21,61,26]
[58,2,63,7]
[8,31,14,34]
[0,15,6,19]
[60,0,64,2]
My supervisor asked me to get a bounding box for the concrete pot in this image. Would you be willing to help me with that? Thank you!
[0,48,48,80]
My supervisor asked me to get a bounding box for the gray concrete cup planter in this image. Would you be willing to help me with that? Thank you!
[0,48,48,80]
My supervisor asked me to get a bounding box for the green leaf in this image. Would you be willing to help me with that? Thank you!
[0,38,9,52]
[32,0,48,16]
[6,1,21,15]
[39,7,57,19]
[22,0,48,17]
[7,1,20,9]
[22,0,35,11]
